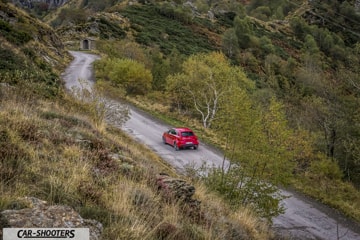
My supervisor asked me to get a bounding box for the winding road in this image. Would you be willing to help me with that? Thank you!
[62,51,360,240]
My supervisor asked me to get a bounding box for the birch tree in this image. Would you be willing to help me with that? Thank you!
[166,52,254,128]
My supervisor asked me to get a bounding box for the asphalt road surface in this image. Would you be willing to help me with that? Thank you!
[62,51,360,240]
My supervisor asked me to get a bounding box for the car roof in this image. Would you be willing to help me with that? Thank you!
[173,127,193,132]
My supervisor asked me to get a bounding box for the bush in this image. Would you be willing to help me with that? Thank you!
[0,48,26,71]
[98,17,126,40]
[250,6,271,21]
[202,165,286,221]
[0,20,32,46]
[122,5,216,55]
[309,157,343,181]
[95,58,152,95]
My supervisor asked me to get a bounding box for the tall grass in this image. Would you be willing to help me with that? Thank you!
[0,85,272,239]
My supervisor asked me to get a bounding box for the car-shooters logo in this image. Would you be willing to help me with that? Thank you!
[3,228,89,240]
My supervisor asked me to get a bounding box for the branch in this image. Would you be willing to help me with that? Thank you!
[189,89,208,127]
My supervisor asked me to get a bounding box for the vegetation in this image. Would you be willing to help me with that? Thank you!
[119,4,218,55]
[0,19,32,45]
[95,57,153,95]
[0,68,273,240]
[0,32,273,240]
[50,8,88,27]
[166,52,254,128]
[0,2,275,239]
[0,8,63,98]
[90,0,360,223]
[1,0,360,238]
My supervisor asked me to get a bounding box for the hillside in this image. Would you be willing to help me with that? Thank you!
[42,0,360,223]
[1,0,360,239]
[0,1,275,239]
[0,1,71,99]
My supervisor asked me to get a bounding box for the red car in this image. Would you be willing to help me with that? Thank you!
[162,127,199,150]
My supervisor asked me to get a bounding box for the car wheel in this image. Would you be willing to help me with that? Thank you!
[162,136,166,144]
[174,142,179,151]
[193,145,198,150]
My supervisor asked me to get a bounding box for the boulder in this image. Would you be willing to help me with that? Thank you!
[156,173,202,221]
[156,173,195,202]
[0,197,102,240]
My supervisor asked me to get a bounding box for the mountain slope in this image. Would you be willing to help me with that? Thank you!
[40,0,360,219]
[0,2,275,240]
[0,0,70,97]
[1,0,360,239]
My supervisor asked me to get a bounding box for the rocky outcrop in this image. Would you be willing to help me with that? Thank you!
[0,197,102,240]
[12,0,68,9]
[156,173,202,221]
[156,173,196,202]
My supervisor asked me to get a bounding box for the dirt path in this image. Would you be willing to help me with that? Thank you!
[62,51,360,240]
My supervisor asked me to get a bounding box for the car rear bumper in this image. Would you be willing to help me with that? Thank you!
[179,143,198,148]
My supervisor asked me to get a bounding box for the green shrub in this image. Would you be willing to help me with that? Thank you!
[309,157,343,181]
[0,20,32,46]
[0,48,26,71]
[95,58,152,95]
[121,5,216,55]
[98,17,126,40]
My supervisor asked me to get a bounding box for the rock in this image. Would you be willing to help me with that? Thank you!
[156,173,203,221]
[156,173,195,202]
[12,0,68,10]
[0,197,102,240]
[208,10,215,21]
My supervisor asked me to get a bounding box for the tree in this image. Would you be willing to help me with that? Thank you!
[95,58,152,95]
[274,6,284,19]
[260,36,275,56]
[166,52,254,128]
[218,96,297,185]
[250,6,272,21]
[289,17,311,41]
[303,34,320,55]
[221,28,238,58]
[203,94,298,220]
[233,16,254,49]
[151,51,170,91]
[260,97,297,183]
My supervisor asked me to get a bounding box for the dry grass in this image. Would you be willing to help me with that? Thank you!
[0,86,272,239]
[194,183,272,240]
[294,176,360,223]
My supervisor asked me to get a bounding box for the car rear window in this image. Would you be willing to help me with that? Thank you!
[181,131,194,137]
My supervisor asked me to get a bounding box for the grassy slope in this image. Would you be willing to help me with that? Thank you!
[0,74,273,240]
[2,0,359,237]
[0,2,274,239]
